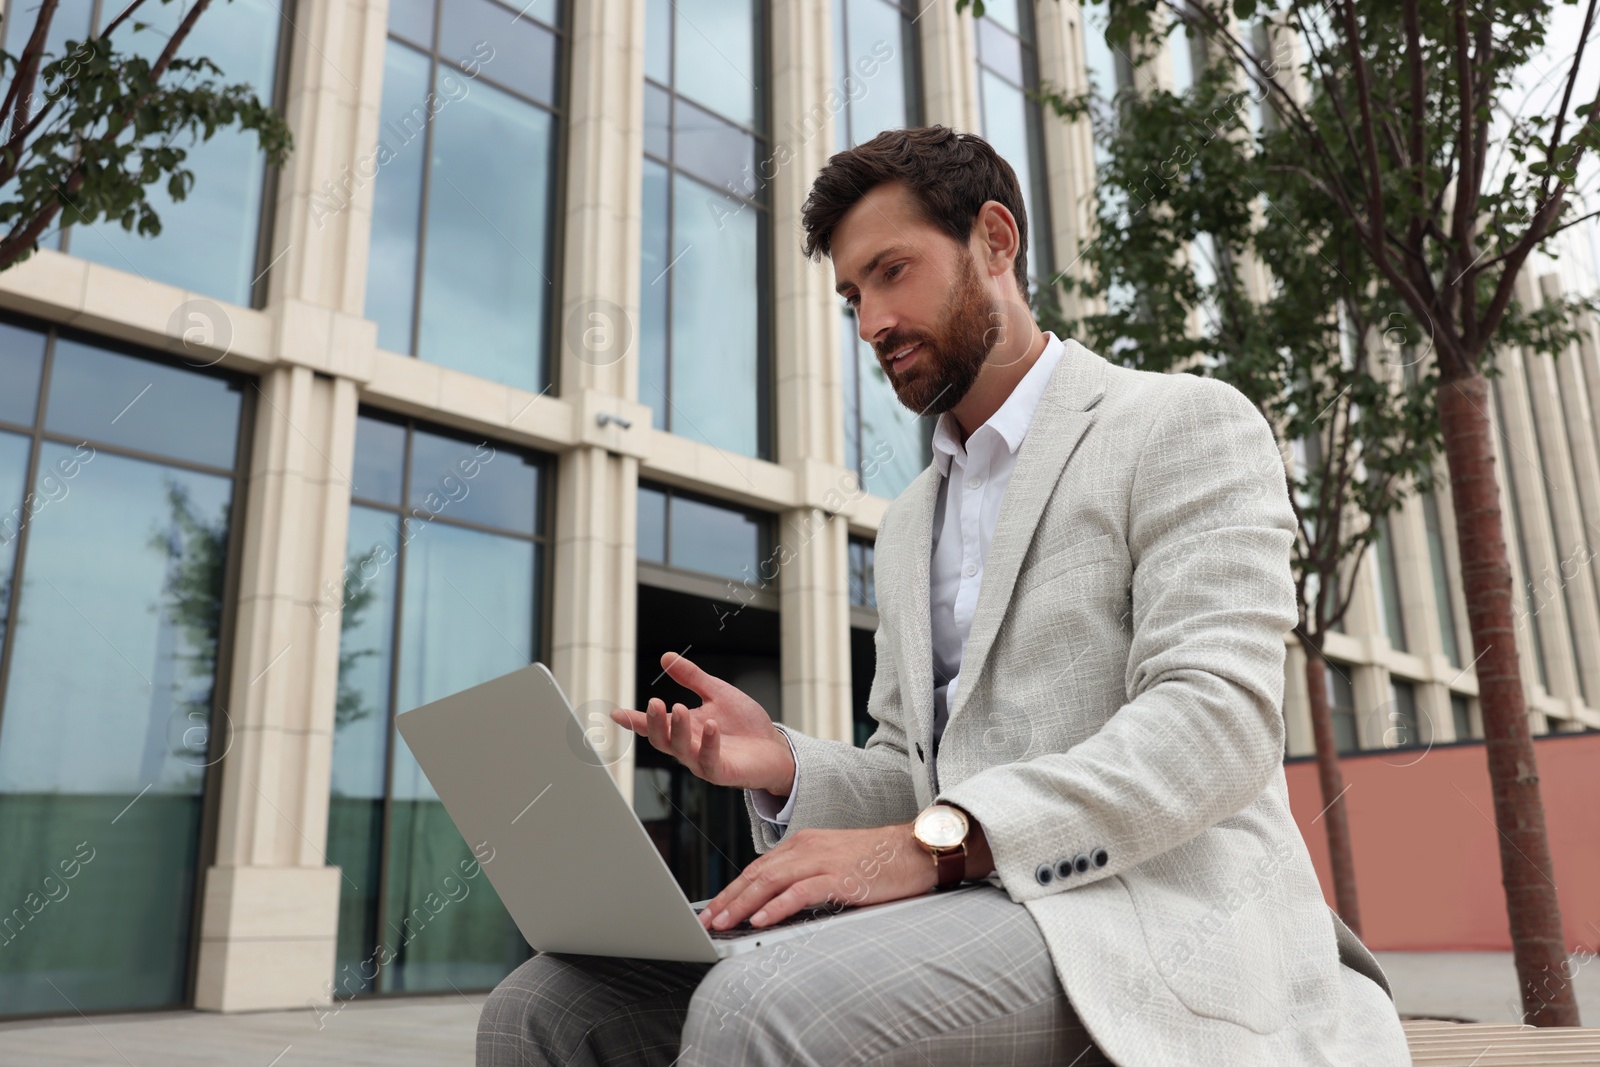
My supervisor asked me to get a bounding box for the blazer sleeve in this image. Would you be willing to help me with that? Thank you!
[742,609,921,853]
[936,373,1298,903]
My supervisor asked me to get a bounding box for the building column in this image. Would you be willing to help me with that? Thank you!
[549,0,654,801]
[1493,330,1583,719]
[193,0,389,1012]
[771,0,856,744]
[1036,0,1097,325]
[917,1,980,134]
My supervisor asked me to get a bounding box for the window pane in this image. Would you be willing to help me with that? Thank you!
[408,430,536,534]
[670,171,759,457]
[645,81,672,159]
[1387,680,1419,747]
[668,494,760,582]
[977,18,1024,86]
[1372,515,1407,651]
[326,506,402,995]
[0,431,30,646]
[639,161,671,431]
[978,70,1041,282]
[416,79,555,391]
[46,339,242,468]
[388,0,435,45]
[637,485,667,563]
[352,414,408,505]
[840,0,913,145]
[1451,693,1472,741]
[840,311,861,477]
[980,0,1020,35]
[382,523,536,992]
[0,447,233,1013]
[674,97,757,198]
[72,0,281,304]
[0,321,46,425]
[440,0,557,104]
[365,40,433,355]
[645,0,671,83]
[1422,493,1461,667]
[673,0,757,129]
[857,334,924,499]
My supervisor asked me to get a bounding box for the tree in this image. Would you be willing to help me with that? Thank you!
[972,0,1597,1027]
[0,0,291,271]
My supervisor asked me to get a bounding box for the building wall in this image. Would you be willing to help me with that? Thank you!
[0,0,1595,1015]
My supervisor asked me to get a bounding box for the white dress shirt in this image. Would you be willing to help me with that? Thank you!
[750,332,1068,832]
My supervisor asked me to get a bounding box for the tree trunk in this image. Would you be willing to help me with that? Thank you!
[1299,640,1363,937]
[1438,371,1579,1027]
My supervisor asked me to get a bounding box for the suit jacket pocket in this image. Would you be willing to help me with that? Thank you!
[1120,841,1294,1035]
[1015,530,1121,594]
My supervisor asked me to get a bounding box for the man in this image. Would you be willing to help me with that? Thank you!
[478,126,1411,1065]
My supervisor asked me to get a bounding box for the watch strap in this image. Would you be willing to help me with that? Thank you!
[933,846,965,889]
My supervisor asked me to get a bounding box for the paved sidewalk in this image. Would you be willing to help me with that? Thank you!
[3,952,1598,1065]
[1378,951,1600,1023]
[0,991,485,1067]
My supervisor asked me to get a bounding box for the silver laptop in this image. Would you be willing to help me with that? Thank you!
[395,662,980,962]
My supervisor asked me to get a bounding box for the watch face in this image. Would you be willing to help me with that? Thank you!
[915,805,967,849]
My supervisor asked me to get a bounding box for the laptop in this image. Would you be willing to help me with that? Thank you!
[394,662,982,962]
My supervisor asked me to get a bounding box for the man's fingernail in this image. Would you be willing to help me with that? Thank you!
[751,910,767,925]
[713,910,727,928]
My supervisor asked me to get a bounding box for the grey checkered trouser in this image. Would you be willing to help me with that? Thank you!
[477,882,1113,1066]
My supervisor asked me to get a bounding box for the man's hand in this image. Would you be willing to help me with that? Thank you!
[697,824,936,930]
[610,651,795,795]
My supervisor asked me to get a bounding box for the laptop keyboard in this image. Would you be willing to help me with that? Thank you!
[696,904,847,939]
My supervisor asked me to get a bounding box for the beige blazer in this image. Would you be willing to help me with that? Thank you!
[745,339,1411,1065]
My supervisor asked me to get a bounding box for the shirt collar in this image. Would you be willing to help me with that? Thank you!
[931,331,1066,477]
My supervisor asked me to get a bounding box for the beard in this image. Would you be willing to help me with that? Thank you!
[874,251,996,417]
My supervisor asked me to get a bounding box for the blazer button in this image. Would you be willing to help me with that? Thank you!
[1034,863,1055,885]
[1073,853,1092,875]
[1092,847,1109,868]
[1055,857,1074,880]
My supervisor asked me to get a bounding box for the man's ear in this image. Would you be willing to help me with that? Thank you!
[972,201,1021,282]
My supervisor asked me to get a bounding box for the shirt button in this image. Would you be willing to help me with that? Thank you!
[964,562,977,577]
[966,476,981,489]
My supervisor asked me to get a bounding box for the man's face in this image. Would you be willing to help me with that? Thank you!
[831,183,996,417]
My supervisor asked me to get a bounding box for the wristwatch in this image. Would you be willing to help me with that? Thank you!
[912,803,970,890]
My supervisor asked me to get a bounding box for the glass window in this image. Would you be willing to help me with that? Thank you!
[61,0,285,305]
[0,317,247,1017]
[1079,0,1124,172]
[641,0,770,459]
[326,411,549,996]
[1386,679,1420,749]
[1324,659,1358,754]
[1371,514,1407,652]
[364,0,562,393]
[637,481,769,585]
[1451,692,1473,742]
[848,536,877,608]
[1421,492,1462,668]
[976,4,1053,290]
[44,339,244,469]
[637,485,667,563]
[834,0,928,500]
[0,322,46,426]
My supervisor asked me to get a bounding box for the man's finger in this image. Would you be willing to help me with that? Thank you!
[700,718,721,776]
[659,651,723,702]
[749,875,842,928]
[645,698,672,753]
[709,856,808,930]
[610,708,647,736]
[668,703,697,763]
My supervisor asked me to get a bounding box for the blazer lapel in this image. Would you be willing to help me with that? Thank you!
[904,339,1109,751]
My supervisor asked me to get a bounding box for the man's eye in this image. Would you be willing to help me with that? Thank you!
[886,264,904,280]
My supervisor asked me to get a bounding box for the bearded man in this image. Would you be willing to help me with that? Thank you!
[477,125,1410,1067]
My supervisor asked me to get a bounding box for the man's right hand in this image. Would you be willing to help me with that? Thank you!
[610,651,796,796]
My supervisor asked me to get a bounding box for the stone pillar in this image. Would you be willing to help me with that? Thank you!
[772,0,855,744]
[548,0,655,800]
[193,0,388,1012]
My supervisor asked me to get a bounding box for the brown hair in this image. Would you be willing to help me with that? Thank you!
[800,125,1030,297]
